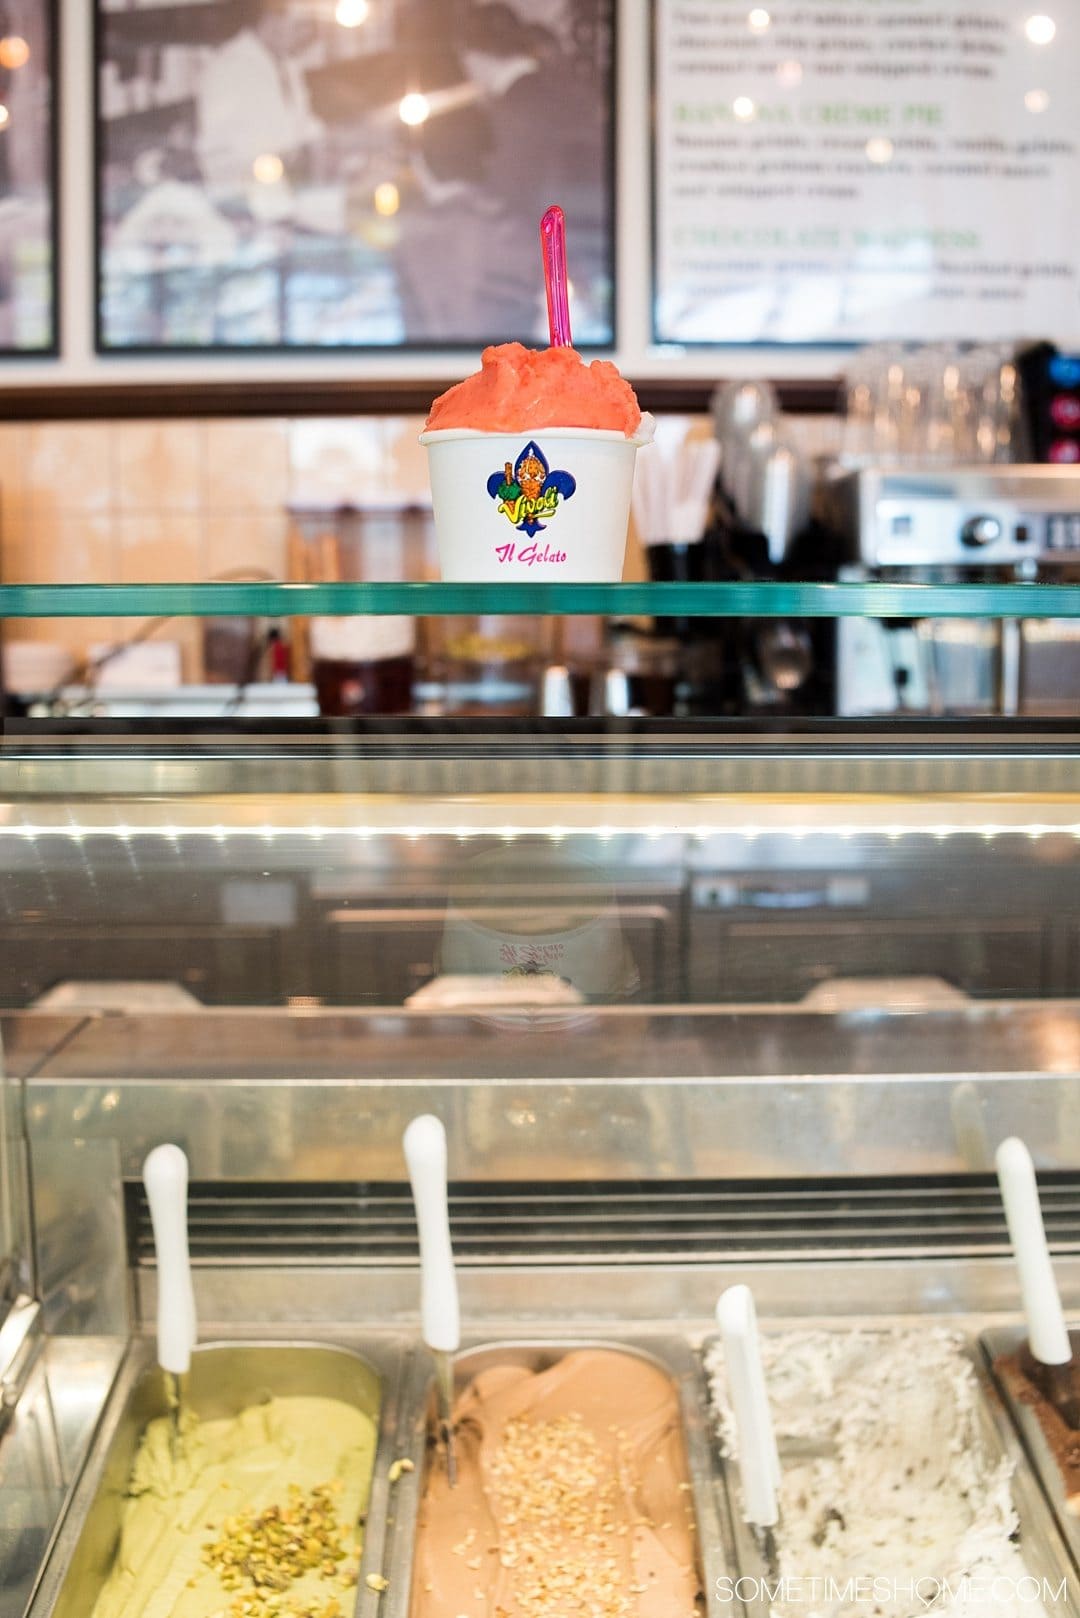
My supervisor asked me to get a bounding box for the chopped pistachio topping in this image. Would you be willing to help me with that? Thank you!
[202,1482,359,1618]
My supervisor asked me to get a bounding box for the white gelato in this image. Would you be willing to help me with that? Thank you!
[705,1327,1055,1618]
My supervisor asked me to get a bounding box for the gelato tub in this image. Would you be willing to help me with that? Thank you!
[379,1339,732,1618]
[420,424,653,583]
[704,1326,1078,1618]
[28,1341,399,1618]
[985,1325,1080,1582]
[421,343,653,581]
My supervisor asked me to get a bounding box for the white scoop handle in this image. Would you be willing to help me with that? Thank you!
[403,1115,460,1355]
[143,1144,196,1375]
[996,1136,1071,1366]
[717,1284,780,1529]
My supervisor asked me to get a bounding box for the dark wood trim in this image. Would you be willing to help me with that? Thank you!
[638,378,843,415]
[0,376,842,421]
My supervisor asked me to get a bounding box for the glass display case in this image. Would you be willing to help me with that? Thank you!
[2,582,1080,1618]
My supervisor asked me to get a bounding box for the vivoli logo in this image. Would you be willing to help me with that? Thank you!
[487,441,576,537]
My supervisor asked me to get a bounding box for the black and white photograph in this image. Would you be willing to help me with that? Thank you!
[0,0,56,353]
[95,0,615,351]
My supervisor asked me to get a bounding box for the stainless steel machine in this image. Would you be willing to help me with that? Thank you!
[825,465,1080,715]
[3,729,1080,1617]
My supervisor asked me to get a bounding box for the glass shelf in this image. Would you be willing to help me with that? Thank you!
[1,580,1080,619]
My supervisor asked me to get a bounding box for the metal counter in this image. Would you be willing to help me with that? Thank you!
[7,995,1080,1616]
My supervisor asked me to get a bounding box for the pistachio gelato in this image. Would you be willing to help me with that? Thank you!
[91,1395,377,1618]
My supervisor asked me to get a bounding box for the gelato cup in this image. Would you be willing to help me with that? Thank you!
[420,418,655,582]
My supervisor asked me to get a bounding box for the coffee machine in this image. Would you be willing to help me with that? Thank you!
[687,382,835,716]
[823,465,1080,716]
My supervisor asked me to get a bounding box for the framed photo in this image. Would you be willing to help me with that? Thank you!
[653,0,1080,347]
[95,0,615,353]
[0,0,58,355]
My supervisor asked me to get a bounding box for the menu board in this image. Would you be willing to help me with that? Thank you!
[654,0,1079,345]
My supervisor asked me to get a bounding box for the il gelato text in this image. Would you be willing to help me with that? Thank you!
[495,540,568,567]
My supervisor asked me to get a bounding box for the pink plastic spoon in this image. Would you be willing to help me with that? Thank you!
[540,204,572,348]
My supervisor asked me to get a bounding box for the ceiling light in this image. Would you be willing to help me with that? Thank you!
[748,8,770,27]
[1024,14,1056,43]
[373,180,400,216]
[399,92,431,127]
[865,136,894,164]
[335,0,369,24]
[252,153,284,184]
[733,96,757,121]
[0,36,30,69]
[1024,87,1050,111]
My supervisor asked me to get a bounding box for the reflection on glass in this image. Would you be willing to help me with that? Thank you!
[1,808,1079,1011]
[422,839,636,1026]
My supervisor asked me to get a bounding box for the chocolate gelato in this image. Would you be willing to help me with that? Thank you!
[410,1348,703,1618]
[996,1342,1080,1516]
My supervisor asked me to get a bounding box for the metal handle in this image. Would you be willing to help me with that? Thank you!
[996,1136,1071,1365]
[717,1284,780,1529]
[999,617,1022,716]
[143,1144,197,1375]
[403,1115,460,1355]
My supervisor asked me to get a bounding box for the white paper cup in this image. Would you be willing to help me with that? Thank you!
[420,417,655,582]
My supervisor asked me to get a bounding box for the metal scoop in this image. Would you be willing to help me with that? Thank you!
[143,1144,197,1459]
[404,1115,460,1487]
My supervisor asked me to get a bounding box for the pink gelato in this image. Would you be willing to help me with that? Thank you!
[426,343,642,436]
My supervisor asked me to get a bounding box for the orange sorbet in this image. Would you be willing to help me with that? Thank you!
[426,343,642,436]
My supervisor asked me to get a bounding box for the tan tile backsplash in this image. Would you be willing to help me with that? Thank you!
[115,420,202,512]
[0,409,682,675]
[1,413,431,578]
[201,419,291,511]
[202,513,292,582]
[288,417,391,507]
[6,512,116,585]
[116,512,204,585]
[0,413,433,670]
[0,425,29,553]
[27,422,116,518]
